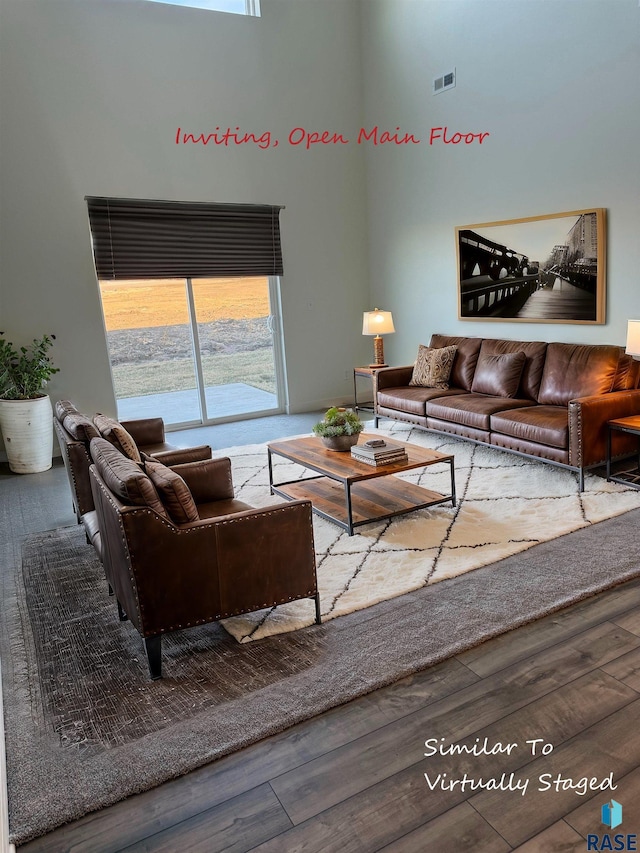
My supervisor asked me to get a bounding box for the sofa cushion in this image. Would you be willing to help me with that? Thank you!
[612,352,640,391]
[409,344,457,388]
[94,414,142,463]
[144,459,200,524]
[377,386,466,417]
[426,394,536,431]
[430,335,482,391]
[62,412,100,442]
[90,437,168,518]
[471,351,527,398]
[475,339,548,399]
[490,406,568,450]
[537,343,621,405]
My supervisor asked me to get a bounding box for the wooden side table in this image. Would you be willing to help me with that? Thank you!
[353,366,386,414]
[606,415,640,489]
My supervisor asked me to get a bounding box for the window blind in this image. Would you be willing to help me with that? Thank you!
[86,197,284,279]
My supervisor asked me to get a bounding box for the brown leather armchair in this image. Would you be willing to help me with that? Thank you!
[53,401,212,559]
[88,437,320,679]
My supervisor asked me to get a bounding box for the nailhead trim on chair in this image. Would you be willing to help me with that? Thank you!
[91,471,318,640]
[141,588,320,635]
[93,475,143,626]
[111,504,318,630]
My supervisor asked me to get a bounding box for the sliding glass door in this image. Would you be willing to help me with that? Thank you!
[191,276,282,422]
[99,276,285,426]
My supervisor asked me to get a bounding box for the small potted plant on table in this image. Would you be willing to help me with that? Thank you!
[0,333,59,473]
[312,406,364,452]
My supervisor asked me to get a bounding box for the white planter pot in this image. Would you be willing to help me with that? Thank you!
[0,395,53,473]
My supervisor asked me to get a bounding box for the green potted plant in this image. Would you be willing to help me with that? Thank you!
[312,406,364,452]
[0,333,59,473]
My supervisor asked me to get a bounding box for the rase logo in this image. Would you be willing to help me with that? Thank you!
[587,800,637,851]
[602,801,624,830]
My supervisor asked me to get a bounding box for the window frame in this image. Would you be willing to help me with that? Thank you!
[139,0,260,16]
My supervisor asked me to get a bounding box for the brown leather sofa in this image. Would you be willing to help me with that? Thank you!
[54,400,212,559]
[88,437,320,678]
[374,334,640,489]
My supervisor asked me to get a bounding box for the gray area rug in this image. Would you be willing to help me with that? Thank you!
[4,501,640,844]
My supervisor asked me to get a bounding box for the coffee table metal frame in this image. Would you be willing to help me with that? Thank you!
[267,434,456,536]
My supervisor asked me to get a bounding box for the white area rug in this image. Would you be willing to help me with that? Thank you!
[221,424,640,642]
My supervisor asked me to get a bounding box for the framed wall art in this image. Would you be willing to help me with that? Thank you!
[456,208,606,324]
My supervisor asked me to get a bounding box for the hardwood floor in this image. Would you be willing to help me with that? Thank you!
[3,441,640,852]
[16,568,640,851]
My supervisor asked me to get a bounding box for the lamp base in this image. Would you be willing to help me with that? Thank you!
[372,335,386,366]
[368,363,388,369]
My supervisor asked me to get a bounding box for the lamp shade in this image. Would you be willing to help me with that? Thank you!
[626,320,640,358]
[362,309,395,336]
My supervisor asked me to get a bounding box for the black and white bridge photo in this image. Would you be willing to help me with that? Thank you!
[457,210,605,324]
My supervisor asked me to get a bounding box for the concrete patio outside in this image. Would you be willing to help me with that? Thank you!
[116,382,278,426]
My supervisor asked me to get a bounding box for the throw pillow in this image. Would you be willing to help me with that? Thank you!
[93,414,142,463]
[55,400,79,421]
[471,350,527,398]
[89,437,168,518]
[62,412,100,442]
[409,345,457,389]
[144,459,200,525]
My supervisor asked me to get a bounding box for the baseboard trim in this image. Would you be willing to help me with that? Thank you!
[287,394,355,415]
[0,663,15,853]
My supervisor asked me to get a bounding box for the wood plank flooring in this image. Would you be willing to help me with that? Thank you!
[3,446,640,853]
[16,573,640,852]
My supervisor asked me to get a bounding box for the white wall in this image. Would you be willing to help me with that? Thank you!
[361,0,640,366]
[2,0,638,452]
[0,0,370,428]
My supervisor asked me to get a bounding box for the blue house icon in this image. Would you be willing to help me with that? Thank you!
[602,800,623,829]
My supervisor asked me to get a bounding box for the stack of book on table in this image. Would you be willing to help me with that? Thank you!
[351,440,408,467]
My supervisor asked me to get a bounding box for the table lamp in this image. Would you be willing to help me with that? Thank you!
[362,309,395,367]
[626,319,640,360]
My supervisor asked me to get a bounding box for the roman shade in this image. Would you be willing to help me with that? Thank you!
[86,197,284,279]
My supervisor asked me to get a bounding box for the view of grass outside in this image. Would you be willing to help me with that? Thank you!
[99,277,277,401]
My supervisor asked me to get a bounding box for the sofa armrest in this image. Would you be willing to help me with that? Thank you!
[170,457,234,502]
[374,365,414,393]
[569,389,640,467]
[121,417,165,446]
[152,445,212,466]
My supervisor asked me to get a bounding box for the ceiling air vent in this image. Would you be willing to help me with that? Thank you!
[433,68,456,95]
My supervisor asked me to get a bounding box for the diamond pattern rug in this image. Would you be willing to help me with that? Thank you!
[221,424,640,641]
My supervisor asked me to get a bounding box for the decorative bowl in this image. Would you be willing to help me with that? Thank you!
[320,434,360,452]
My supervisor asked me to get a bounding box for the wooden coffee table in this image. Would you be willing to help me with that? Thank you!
[267,434,456,535]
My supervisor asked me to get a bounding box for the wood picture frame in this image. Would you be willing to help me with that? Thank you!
[456,208,606,324]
